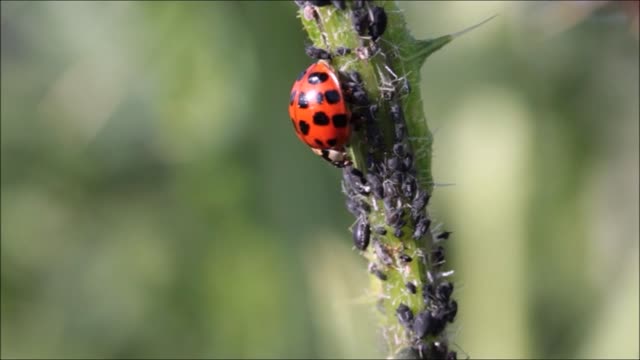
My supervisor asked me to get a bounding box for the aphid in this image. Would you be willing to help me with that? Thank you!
[390,103,404,123]
[415,343,427,359]
[347,70,363,84]
[413,310,446,339]
[394,347,419,360]
[374,240,394,266]
[335,46,351,56]
[400,78,411,95]
[436,281,454,302]
[395,122,406,141]
[394,228,404,238]
[393,142,407,157]
[373,226,387,235]
[352,216,371,251]
[305,45,332,60]
[422,283,435,304]
[366,125,385,152]
[399,253,412,263]
[366,173,384,199]
[412,310,433,339]
[368,6,388,41]
[308,0,332,6]
[369,263,387,281]
[368,103,379,117]
[331,0,346,10]
[381,85,395,101]
[358,198,371,213]
[394,217,407,229]
[351,8,370,36]
[412,215,431,240]
[345,197,362,217]
[344,166,370,195]
[355,45,371,60]
[302,4,317,20]
[386,156,402,172]
[351,88,370,106]
[445,300,458,322]
[385,208,404,227]
[395,303,414,330]
[437,231,452,240]
[430,245,445,266]
[405,281,417,294]
[289,60,352,167]
[402,153,413,172]
[352,0,367,9]
[421,341,450,360]
[412,190,430,214]
[383,180,398,199]
[433,342,450,358]
[349,167,365,183]
[402,176,417,200]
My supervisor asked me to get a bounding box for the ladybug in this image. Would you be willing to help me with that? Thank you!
[288,60,352,167]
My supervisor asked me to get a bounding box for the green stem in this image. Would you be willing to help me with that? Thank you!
[296,2,493,358]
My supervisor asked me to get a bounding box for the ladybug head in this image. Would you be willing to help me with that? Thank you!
[311,148,352,168]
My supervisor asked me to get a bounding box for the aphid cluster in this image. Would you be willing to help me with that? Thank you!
[394,281,458,337]
[292,1,459,358]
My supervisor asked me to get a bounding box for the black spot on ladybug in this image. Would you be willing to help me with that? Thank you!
[314,139,325,147]
[315,92,324,104]
[325,90,341,104]
[327,138,337,147]
[297,70,306,81]
[333,114,348,128]
[290,90,296,105]
[298,92,309,109]
[299,120,310,135]
[313,111,330,126]
[308,72,329,84]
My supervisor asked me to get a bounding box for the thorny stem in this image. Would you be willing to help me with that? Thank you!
[295,1,492,358]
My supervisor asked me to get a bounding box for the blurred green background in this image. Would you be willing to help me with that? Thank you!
[1,1,638,359]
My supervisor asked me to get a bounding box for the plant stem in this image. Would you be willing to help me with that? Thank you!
[295,1,492,358]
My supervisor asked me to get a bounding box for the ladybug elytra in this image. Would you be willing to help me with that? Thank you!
[288,60,352,167]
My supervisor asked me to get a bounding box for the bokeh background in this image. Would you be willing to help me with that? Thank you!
[1,1,638,359]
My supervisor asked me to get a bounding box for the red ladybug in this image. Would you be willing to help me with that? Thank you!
[288,60,352,167]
